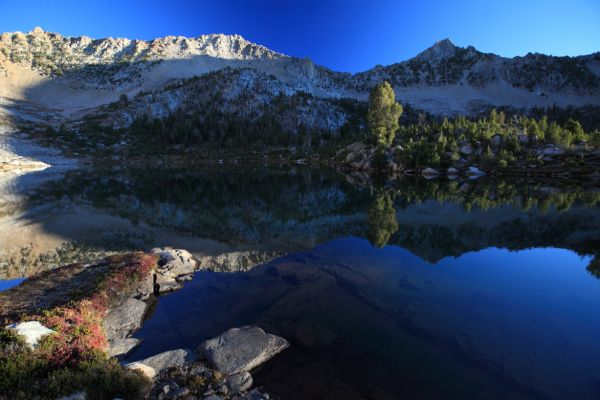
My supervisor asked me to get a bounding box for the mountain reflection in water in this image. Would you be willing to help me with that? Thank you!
[1,165,600,398]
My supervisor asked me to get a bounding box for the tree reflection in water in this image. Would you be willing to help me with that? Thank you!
[367,192,398,248]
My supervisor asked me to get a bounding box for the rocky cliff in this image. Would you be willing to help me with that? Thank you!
[0,28,599,130]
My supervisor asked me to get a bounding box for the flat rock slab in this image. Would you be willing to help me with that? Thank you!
[6,321,55,348]
[136,348,196,373]
[103,298,147,341]
[198,326,289,375]
[108,337,141,357]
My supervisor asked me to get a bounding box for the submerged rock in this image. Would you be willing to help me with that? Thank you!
[136,348,197,373]
[198,326,289,375]
[5,321,55,348]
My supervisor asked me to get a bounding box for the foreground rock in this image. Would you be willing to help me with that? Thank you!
[226,372,253,393]
[125,362,157,380]
[108,337,141,357]
[198,326,289,375]
[137,348,197,373]
[152,247,198,291]
[5,320,55,348]
[103,297,148,342]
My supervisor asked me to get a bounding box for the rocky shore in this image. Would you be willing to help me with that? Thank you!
[334,141,600,181]
[0,248,289,400]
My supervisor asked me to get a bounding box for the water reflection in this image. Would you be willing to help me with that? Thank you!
[367,193,399,248]
[0,165,599,279]
[129,240,600,399]
[1,165,600,398]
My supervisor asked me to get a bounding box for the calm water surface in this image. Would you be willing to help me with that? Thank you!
[1,165,599,399]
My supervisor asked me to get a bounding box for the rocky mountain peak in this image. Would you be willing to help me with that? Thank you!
[415,38,459,62]
[0,28,286,75]
[30,26,45,35]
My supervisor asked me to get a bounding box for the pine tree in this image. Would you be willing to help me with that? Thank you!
[367,81,403,147]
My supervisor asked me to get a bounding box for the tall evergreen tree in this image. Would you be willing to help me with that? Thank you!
[367,81,403,147]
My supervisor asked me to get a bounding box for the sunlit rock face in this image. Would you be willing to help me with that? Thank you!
[0,28,598,123]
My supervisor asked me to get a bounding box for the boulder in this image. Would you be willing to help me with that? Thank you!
[198,326,289,375]
[125,362,156,380]
[176,274,194,282]
[226,372,253,393]
[136,348,196,373]
[6,321,55,348]
[108,338,141,357]
[103,298,147,341]
[151,248,197,279]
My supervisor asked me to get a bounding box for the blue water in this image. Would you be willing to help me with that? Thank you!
[0,278,24,291]
[129,238,600,400]
[2,166,599,399]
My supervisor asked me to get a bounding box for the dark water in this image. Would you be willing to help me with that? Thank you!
[2,165,600,399]
[130,241,599,400]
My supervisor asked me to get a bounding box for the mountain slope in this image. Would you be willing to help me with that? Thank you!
[0,28,599,124]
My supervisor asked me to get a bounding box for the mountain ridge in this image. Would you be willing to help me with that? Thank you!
[0,27,599,128]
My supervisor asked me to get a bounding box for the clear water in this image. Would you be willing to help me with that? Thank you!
[1,165,599,399]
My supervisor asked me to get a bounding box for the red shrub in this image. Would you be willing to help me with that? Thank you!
[36,253,157,367]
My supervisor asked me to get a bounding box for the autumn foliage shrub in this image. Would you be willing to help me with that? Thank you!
[0,252,157,399]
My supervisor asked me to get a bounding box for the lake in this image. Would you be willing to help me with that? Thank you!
[1,165,600,399]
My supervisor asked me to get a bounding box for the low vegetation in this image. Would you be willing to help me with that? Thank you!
[0,253,157,399]
[394,108,600,170]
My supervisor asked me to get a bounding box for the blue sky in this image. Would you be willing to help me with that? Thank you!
[1,0,599,72]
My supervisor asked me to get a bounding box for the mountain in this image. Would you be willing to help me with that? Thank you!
[0,28,599,135]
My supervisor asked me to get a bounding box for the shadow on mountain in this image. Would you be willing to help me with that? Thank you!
[3,54,331,117]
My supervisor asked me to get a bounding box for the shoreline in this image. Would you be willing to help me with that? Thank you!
[0,249,282,400]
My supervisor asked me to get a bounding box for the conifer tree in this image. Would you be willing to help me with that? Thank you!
[367,81,403,147]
